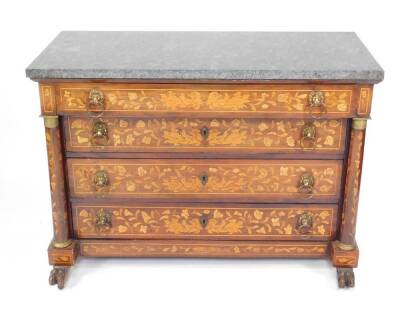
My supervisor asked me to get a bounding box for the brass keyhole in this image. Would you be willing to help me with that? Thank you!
[199,215,209,228]
[200,126,209,139]
[200,173,208,185]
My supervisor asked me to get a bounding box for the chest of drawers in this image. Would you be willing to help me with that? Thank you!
[26,31,383,289]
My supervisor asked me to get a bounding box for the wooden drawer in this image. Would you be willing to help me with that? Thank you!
[72,203,338,241]
[67,159,342,202]
[57,83,355,118]
[80,240,330,258]
[64,117,347,154]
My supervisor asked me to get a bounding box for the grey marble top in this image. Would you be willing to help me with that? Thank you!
[26,31,384,82]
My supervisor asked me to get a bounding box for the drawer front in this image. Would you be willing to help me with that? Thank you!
[80,240,330,258]
[67,159,342,201]
[73,203,337,241]
[57,83,354,118]
[65,117,347,154]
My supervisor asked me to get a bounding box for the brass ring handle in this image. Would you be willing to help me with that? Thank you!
[200,126,209,140]
[94,170,109,188]
[296,213,313,234]
[298,173,314,194]
[300,122,317,150]
[306,91,327,118]
[199,173,209,186]
[95,209,112,231]
[199,214,209,228]
[91,120,109,146]
[88,88,105,110]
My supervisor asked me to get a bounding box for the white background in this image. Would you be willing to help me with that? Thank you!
[0,0,399,309]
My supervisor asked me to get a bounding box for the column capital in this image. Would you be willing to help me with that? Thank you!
[352,118,368,130]
[43,115,59,128]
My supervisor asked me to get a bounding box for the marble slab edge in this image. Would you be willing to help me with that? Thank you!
[26,68,384,83]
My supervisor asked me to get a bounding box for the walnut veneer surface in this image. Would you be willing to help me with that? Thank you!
[26,31,383,289]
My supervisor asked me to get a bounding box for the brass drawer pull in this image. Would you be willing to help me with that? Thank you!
[91,120,108,145]
[300,122,317,149]
[88,88,105,109]
[95,209,112,231]
[199,214,209,228]
[298,173,314,194]
[296,213,313,233]
[200,126,209,139]
[94,171,109,188]
[199,173,209,185]
[307,91,327,117]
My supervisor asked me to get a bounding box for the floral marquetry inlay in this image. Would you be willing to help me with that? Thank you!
[341,128,365,243]
[80,241,329,258]
[45,128,69,242]
[357,87,372,116]
[68,159,342,200]
[59,86,352,115]
[40,85,56,114]
[65,117,346,153]
[331,241,359,267]
[74,205,336,240]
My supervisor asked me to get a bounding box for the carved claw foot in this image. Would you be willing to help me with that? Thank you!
[337,267,355,288]
[49,267,68,289]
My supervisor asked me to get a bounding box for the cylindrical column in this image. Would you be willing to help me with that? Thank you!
[339,118,367,247]
[44,116,71,248]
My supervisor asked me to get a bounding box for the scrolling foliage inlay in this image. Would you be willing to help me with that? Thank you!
[80,241,329,257]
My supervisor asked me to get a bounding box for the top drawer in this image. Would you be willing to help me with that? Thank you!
[56,83,357,118]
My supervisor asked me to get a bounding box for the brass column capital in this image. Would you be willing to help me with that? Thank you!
[352,118,368,130]
[43,115,59,129]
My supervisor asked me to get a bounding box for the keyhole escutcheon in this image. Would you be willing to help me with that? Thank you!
[200,126,209,139]
[200,173,208,185]
[199,214,209,228]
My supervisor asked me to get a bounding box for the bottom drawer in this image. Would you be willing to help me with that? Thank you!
[73,203,337,241]
[80,240,330,258]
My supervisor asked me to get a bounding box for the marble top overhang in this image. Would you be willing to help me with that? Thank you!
[26,31,384,83]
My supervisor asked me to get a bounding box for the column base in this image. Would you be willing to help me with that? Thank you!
[48,240,78,289]
[48,239,79,267]
[331,240,359,268]
[331,241,359,288]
